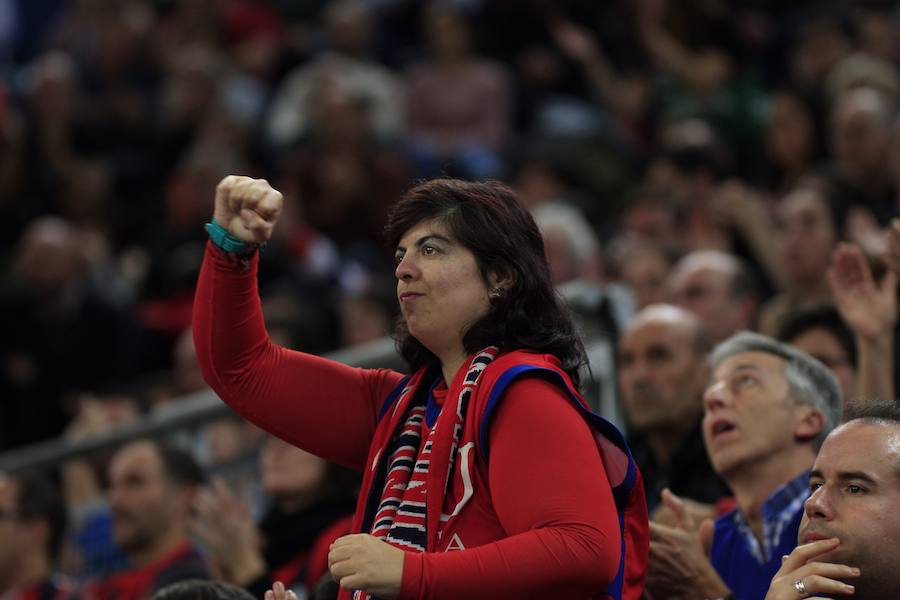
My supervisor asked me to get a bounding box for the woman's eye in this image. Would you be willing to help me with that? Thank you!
[423,245,437,255]
[394,251,404,265]
[847,485,864,494]
[809,482,823,493]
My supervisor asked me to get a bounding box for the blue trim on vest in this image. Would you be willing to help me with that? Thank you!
[477,364,638,600]
[377,375,412,422]
[607,508,626,600]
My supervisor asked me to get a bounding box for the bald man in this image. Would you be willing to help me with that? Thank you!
[667,250,759,343]
[766,400,900,600]
[618,304,729,512]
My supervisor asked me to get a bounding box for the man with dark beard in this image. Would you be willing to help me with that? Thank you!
[81,440,209,599]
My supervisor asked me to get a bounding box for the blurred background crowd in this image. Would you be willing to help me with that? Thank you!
[1,0,900,597]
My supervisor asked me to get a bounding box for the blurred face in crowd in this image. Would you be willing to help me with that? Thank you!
[541,226,581,285]
[703,352,820,478]
[778,188,837,285]
[786,327,856,401]
[0,478,26,589]
[800,421,900,599]
[426,8,471,61]
[620,246,672,309]
[618,306,708,434]
[108,442,182,557]
[17,217,83,297]
[395,219,493,364]
[668,253,744,343]
[767,93,815,173]
[339,294,392,347]
[326,3,371,57]
[261,436,328,508]
[831,88,891,184]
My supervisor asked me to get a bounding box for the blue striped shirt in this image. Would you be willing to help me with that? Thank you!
[710,470,809,600]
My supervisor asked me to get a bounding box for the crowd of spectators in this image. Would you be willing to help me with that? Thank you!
[3,0,900,598]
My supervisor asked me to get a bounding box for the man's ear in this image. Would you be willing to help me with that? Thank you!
[794,404,825,444]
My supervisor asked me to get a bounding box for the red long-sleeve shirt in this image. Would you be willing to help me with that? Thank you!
[193,243,621,598]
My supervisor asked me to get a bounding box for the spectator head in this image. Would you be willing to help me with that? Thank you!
[424,4,473,62]
[608,236,673,309]
[151,579,255,600]
[107,440,206,564]
[667,250,759,343]
[830,86,893,185]
[777,305,856,402]
[704,332,842,482]
[618,304,711,437]
[260,435,329,510]
[777,185,839,288]
[16,216,85,299]
[339,287,395,348]
[532,202,603,285]
[620,186,681,252]
[324,0,372,58]
[799,401,900,600]
[0,472,67,592]
[26,51,78,122]
[386,178,587,386]
[765,90,819,176]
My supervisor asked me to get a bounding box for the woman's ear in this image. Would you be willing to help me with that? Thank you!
[488,267,514,293]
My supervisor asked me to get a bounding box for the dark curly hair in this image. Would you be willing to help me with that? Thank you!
[385,178,588,387]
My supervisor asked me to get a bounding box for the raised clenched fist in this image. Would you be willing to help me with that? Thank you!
[213,175,284,244]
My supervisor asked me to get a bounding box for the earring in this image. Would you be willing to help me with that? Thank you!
[490,287,503,299]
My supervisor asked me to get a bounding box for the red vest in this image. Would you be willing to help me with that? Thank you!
[350,350,648,600]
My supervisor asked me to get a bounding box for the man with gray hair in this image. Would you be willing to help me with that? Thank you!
[647,331,842,600]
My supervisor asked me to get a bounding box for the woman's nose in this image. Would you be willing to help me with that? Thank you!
[395,253,417,281]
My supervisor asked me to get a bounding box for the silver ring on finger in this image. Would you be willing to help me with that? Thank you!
[793,578,807,597]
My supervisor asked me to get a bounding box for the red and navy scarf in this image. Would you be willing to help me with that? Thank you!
[354,348,498,599]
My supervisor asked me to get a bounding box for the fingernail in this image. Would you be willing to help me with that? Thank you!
[852,567,861,575]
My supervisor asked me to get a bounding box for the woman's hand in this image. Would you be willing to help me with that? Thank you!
[214,175,284,244]
[328,534,405,599]
[764,538,859,599]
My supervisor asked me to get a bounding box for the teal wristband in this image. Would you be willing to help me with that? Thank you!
[205,218,257,255]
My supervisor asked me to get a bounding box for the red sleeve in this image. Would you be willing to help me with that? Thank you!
[192,242,405,469]
[399,377,621,599]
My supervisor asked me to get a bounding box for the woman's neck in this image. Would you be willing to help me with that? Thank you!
[441,353,467,386]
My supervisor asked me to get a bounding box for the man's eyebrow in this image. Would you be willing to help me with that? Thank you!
[730,363,764,374]
[396,234,452,251]
[710,363,763,384]
[809,468,879,486]
[836,470,879,485]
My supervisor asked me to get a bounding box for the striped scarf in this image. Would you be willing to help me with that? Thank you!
[355,347,498,600]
